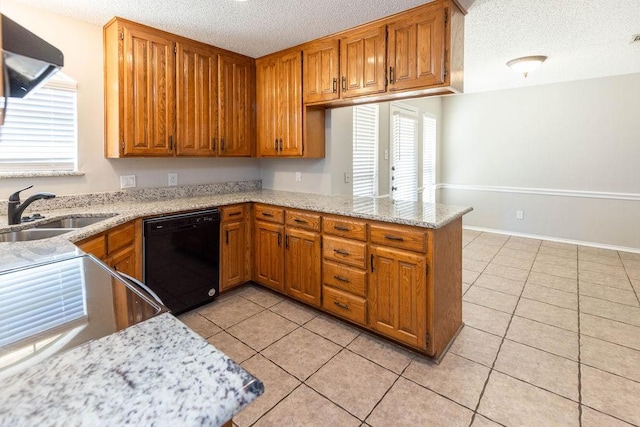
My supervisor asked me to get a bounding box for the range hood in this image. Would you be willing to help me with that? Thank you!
[1,14,64,98]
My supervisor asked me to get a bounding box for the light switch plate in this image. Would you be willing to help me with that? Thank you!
[295,172,301,182]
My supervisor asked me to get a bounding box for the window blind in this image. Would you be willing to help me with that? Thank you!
[0,73,78,172]
[423,114,437,203]
[352,104,379,197]
[0,258,87,348]
[391,106,418,202]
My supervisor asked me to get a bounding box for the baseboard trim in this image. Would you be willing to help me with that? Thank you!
[463,225,640,254]
[440,184,640,202]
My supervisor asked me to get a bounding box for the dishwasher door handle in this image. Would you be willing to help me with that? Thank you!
[116,271,165,306]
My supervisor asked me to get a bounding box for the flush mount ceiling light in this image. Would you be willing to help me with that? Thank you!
[506,55,547,78]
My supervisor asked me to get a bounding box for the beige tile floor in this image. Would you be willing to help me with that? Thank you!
[178,230,640,427]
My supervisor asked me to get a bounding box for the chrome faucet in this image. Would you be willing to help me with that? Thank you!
[7,185,56,225]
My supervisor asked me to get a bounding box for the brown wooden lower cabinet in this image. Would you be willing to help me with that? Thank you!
[368,244,427,348]
[220,204,251,292]
[76,220,148,328]
[253,219,285,292]
[247,206,462,359]
[284,227,321,307]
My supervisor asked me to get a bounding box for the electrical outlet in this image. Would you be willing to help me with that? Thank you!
[384,149,389,160]
[344,172,351,183]
[295,172,301,182]
[516,210,524,220]
[168,173,178,186]
[120,175,136,189]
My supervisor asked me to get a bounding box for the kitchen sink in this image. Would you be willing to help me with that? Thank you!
[33,215,115,229]
[0,228,73,242]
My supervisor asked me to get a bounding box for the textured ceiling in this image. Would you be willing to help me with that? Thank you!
[7,0,640,92]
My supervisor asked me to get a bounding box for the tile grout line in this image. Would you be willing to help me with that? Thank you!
[469,234,542,427]
[618,251,640,306]
[576,250,584,427]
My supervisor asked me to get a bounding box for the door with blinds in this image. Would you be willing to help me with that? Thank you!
[390,103,418,201]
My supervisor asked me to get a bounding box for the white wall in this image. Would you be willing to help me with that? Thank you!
[440,73,640,249]
[0,1,260,198]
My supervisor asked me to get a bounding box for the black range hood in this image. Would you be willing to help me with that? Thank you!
[2,14,64,98]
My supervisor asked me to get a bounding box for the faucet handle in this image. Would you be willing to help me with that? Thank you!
[9,185,34,202]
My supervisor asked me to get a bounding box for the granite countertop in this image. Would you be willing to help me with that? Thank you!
[0,313,264,426]
[0,188,472,273]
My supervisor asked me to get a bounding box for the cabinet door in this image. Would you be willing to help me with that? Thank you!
[387,4,445,92]
[221,220,246,291]
[277,51,303,157]
[303,39,339,104]
[254,220,285,292]
[218,54,254,156]
[285,228,321,307]
[256,56,279,157]
[176,41,217,156]
[340,25,386,98]
[122,26,176,156]
[369,245,427,348]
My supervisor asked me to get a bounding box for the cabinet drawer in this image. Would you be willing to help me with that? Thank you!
[286,210,321,232]
[370,223,428,253]
[222,205,245,222]
[322,286,366,325]
[323,235,367,269]
[323,216,367,241]
[79,235,106,260]
[107,222,135,255]
[323,260,366,297]
[254,204,285,224]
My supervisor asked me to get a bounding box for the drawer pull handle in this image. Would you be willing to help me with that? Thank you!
[384,235,404,242]
[334,275,350,283]
[261,212,274,217]
[334,225,350,231]
[334,301,350,310]
[228,212,241,217]
[334,249,350,256]
[294,219,308,224]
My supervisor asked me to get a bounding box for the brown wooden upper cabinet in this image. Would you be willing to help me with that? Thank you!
[387,3,446,92]
[255,49,325,159]
[104,17,255,158]
[340,24,387,99]
[218,54,255,157]
[256,50,303,157]
[176,41,217,156]
[301,0,463,107]
[302,39,340,104]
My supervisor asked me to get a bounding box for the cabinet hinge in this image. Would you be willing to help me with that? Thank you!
[174,45,177,54]
[443,66,448,79]
[119,30,124,40]
[444,9,448,26]
[425,333,430,344]
[121,142,125,153]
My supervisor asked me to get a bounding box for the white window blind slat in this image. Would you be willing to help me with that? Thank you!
[423,114,437,203]
[353,104,379,197]
[0,73,78,173]
[0,257,87,348]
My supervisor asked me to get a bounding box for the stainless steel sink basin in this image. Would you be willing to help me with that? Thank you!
[34,215,115,229]
[0,228,73,242]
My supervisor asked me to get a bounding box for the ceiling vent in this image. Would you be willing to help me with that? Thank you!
[631,34,640,44]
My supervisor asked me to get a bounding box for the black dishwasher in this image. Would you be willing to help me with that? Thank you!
[143,209,220,314]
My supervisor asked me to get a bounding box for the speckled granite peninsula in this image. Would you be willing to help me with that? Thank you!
[0,314,263,426]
